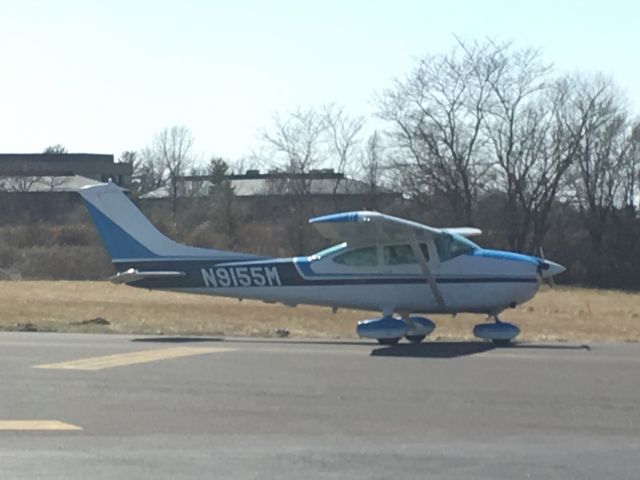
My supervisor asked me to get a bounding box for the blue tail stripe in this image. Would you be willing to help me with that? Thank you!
[83,200,158,259]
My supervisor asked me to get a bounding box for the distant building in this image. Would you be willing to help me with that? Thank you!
[141,169,397,199]
[0,153,132,189]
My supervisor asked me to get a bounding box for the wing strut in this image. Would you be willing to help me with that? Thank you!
[409,233,445,309]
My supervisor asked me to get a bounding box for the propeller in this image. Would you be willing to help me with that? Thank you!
[537,247,566,287]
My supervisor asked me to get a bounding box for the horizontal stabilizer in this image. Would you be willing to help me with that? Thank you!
[109,268,186,285]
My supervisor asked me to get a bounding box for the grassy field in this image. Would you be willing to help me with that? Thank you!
[0,281,639,341]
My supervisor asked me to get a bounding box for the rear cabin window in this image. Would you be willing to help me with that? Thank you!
[434,234,477,261]
[333,246,378,267]
[383,244,430,265]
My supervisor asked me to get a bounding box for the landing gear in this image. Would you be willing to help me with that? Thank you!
[401,315,435,345]
[405,335,427,344]
[473,315,520,345]
[358,312,436,345]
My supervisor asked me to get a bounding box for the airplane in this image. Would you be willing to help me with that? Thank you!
[78,183,565,345]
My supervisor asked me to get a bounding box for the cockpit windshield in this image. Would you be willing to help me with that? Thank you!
[434,233,478,261]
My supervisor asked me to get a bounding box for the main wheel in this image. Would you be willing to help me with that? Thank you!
[377,337,401,345]
[492,339,512,347]
[405,335,426,344]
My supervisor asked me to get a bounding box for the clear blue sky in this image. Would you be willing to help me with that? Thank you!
[0,0,638,164]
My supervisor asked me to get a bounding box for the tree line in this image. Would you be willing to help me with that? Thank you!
[113,39,639,289]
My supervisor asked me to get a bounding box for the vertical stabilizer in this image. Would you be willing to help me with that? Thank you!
[78,183,250,262]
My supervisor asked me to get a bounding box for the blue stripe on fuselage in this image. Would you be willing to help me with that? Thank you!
[117,258,537,290]
[472,249,540,265]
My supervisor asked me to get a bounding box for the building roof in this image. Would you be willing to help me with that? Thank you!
[140,173,393,199]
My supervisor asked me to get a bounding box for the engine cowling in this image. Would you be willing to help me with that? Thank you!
[406,316,436,337]
[357,316,409,340]
[473,322,520,341]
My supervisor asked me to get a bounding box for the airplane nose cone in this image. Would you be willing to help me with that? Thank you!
[540,260,566,278]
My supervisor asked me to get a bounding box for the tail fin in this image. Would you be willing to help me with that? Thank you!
[78,183,246,262]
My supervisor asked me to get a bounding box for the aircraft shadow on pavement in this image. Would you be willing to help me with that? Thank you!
[371,341,495,358]
[370,341,592,358]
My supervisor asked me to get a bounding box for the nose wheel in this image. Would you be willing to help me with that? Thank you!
[473,315,520,345]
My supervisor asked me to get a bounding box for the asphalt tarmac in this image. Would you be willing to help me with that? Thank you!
[0,332,638,479]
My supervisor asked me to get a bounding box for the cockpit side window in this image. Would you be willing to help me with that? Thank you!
[383,243,430,265]
[434,234,477,262]
[333,246,378,267]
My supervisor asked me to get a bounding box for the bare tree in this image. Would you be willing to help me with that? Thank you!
[132,147,167,196]
[137,126,196,215]
[118,150,137,166]
[363,131,384,192]
[571,76,630,259]
[231,155,261,175]
[533,77,600,252]
[0,175,68,192]
[0,176,42,192]
[261,107,328,196]
[260,108,329,251]
[354,131,386,210]
[482,44,553,250]
[322,103,365,199]
[622,122,640,209]
[160,126,195,216]
[43,144,67,154]
[378,39,496,224]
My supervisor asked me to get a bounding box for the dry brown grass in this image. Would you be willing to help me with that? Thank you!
[0,281,638,341]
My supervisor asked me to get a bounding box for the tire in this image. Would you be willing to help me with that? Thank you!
[377,337,401,345]
[405,335,426,344]
[492,339,512,347]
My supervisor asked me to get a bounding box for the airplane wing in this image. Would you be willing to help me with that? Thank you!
[309,211,481,244]
[309,212,482,310]
[109,268,186,285]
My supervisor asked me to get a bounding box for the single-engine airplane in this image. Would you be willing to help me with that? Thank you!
[79,183,565,345]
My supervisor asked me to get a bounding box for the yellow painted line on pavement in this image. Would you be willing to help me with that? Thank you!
[0,421,82,431]
[34,346,234,371]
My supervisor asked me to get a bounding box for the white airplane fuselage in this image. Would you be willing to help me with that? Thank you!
[116,242,549,316]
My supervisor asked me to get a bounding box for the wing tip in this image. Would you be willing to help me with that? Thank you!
[309,211,383,225]
[309,212,359,224]
[443,227,483,237]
